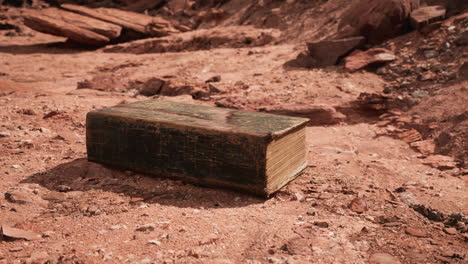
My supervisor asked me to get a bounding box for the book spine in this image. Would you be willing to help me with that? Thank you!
[86,111,268,196]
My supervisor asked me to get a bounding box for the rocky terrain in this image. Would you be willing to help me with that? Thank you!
[0,0,467,263]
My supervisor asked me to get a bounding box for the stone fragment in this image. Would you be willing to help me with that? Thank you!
[313,221,329,228]
[344,48,396,72]
[5,190,32,204]
[135,78,166,96]
[397,129,422,143]
[443,227,457,235]
[205,76,221,83]
[410,6,446,29]
[261,103,346,125]
[136,224,156,232]
[422,155,457,170]
[42,231,55,238]
[43,110,62,119]
[306,37,365,66]
[0,224,41,241]
[284,51,318,68]
[405,227,428,237]
[348,197,368,213]
[283,237,313,255]
[56,185,72,192]
[410,140,435,155]
[85,205,102,216]
[147,239,161,245]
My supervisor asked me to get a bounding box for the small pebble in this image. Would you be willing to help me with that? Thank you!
[147,240,161,245]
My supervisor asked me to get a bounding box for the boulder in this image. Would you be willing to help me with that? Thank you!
[338,0,420,44]
[344,48,396,72]
[306,36,365,67]
[410,6,446,29]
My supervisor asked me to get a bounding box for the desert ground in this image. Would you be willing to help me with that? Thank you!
[0,0,467,263]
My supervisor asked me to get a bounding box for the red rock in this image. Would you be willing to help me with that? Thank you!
[41,7,122,40]
[397,129,422,143]
[134,78,166,96]
[283,237,313,255]
[443,227,457,235]
[306,37,365,66]
[338,0,420,44]
[405,227,428,237]
[344,48,396,72]
[23,11,110,46]
[313,221,329,228]
[410,140,435,155]
[261,103,346,125]
[410,6,446,29]
[103,26,279,54]
[348,197,368,214]
[62,4,178,37]
[423,155,457,170]
[0,224,41,241]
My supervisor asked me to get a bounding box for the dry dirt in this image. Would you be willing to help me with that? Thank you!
[0,3,467,264]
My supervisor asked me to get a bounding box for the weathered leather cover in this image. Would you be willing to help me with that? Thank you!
[86,100,309,196]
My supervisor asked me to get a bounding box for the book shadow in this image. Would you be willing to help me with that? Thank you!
[21,158,264,209]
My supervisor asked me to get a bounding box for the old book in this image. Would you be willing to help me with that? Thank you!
[86,100,309,197]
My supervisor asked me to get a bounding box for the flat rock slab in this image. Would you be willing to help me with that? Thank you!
[23,4,179,46]
[306,36,365,67]
[41,7,122,39]
[0,224,41,241]
[344,48,396,72]
[411,6,446,29]
[62,4,178,37]
[102,26,280,54]
[23,10,110,46]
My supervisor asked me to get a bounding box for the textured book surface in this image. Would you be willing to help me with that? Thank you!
[86,100,309,196]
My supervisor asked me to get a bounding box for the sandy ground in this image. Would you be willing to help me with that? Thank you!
[0,21,467,264]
